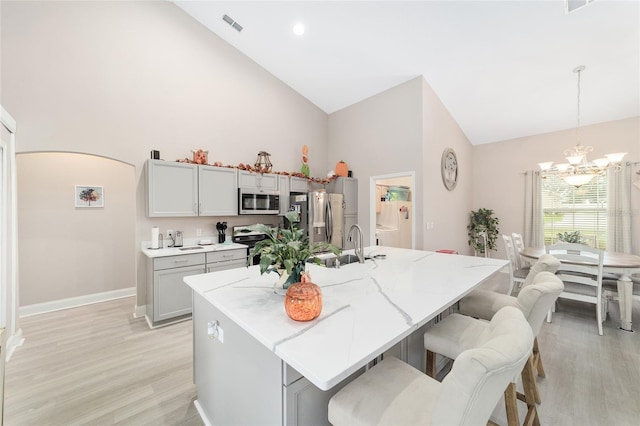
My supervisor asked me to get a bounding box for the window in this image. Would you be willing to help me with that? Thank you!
[541,174,607,249]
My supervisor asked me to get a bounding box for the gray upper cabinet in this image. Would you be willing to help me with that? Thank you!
[199,166,238,216]
[328,177,358,216]
[238,170,279,191]
[147,160,238,217]
[290,177,309,193]
[278,175,290,215]
[147,160,198,217]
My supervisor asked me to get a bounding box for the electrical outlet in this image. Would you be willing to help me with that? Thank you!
[196,228,202,236]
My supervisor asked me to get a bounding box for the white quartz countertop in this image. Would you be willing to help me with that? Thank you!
[184,246,508,390]
[141,241,247,258]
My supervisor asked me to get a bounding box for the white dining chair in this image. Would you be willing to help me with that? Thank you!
[545,242,605,335]
[502,234,528,295]
[511,232,530,270]
[427,272,563,426]
[329,307,533,426]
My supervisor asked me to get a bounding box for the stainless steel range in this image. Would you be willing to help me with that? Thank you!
[232,226,269,265]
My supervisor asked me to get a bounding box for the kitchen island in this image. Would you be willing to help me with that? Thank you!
[184,246,508,425]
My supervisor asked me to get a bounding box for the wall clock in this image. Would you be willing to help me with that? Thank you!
[441,148,458,191]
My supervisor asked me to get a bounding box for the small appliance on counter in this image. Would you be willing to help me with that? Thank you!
[216,222,228,243]
[171,230,183,247]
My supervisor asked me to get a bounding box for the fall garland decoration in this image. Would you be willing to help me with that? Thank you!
[176,148,342,185]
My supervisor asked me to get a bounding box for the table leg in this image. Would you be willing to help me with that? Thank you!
[617,277,634,332]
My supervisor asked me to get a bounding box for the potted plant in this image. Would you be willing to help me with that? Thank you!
[557,230,586,244]
[249,211,341,290]
[467,208,500,256]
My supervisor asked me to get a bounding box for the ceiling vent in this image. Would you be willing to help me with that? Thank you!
[222,14,243,32]
[565,0,596,14]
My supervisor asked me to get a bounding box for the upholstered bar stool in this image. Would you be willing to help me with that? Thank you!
[459,254,561,381]
[329,307,533,426]
[424,272,563,426]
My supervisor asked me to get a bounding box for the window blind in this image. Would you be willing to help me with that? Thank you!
[541,174,607,249]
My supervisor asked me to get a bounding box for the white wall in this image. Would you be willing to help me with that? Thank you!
[473,116,640,258]
[327,76,475,254]
[17,153,136,306]
[421,79,475,254]
[1,1,329,310]
[328,77,424,248]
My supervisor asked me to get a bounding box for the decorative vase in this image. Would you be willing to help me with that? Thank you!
[284,281,322,322]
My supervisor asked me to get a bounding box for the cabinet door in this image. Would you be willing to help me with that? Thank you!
[283,368,364,426]
[341,178,358,216]
[238,171,279,191]
[199,166,238,216]
[327,177,358,216]
[147,160,198,217]
[290,177,309,193]
[206,259,245,273]
[153,264,204,321]
[257,173,279,191]
[279,175,290,215]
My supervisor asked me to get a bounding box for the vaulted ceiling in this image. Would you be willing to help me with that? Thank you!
[174,1,639,145]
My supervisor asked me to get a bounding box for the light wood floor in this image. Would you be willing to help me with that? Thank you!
[4,285,640,425]
[4,298,203,426]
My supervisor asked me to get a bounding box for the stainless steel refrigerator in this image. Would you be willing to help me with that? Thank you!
[288,191,345,248]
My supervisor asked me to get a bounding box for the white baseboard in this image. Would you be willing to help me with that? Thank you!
[5,328,24,361]
[19,287,135,318]
[133,304,146,319]
[194,400,213,426]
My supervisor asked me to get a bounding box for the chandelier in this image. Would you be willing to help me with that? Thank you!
[538,66,626,187]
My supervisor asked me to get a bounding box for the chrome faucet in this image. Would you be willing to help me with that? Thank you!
[347,224,365,263]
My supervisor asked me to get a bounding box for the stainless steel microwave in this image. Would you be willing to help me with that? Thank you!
[238,189,280,215]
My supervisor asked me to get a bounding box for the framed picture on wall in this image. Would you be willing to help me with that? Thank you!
[75,185,104,208]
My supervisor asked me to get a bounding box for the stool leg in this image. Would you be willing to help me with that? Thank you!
[504,382,520,426]
[532,337,545,378]
[426,350,436,378]
[522,354,542,404]
[520,355,541,426]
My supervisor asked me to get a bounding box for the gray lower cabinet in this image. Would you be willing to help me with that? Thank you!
[206,249,246,272]
[147,249,246,327]
[192,292,363,425]
[147,253,205,325]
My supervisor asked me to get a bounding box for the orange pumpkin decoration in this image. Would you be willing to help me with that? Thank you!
[335,161,348,177]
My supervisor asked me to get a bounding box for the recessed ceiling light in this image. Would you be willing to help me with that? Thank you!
[292,23,305,36]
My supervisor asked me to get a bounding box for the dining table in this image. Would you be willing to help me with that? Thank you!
[520,247,640,332]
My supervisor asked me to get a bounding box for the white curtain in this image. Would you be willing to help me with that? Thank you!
[524,171,543,248]
[607,163,633,253]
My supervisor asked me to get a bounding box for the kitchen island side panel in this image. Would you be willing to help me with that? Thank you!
[193,292,283,425]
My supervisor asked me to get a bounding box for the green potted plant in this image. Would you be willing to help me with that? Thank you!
[467,208,500,256]
[557,230,586,244]
[249,211,341,290]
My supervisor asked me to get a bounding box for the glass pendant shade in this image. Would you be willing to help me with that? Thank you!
[605,152,627,163]
[562,173,595,187]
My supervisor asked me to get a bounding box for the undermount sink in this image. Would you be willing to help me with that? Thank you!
[318,253,363,268]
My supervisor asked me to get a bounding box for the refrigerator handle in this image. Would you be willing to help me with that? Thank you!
[326,199,333,242]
